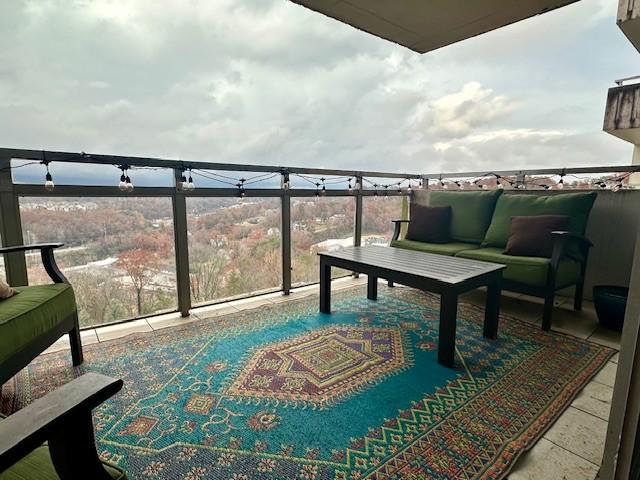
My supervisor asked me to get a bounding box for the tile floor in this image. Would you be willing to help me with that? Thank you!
[41,276,620,480]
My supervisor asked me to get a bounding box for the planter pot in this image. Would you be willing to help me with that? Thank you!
[593,285,629,332]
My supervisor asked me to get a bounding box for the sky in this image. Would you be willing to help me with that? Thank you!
[2,0,640,182]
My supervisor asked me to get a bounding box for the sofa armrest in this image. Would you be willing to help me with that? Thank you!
[0,373,123,479]
[549,231,593,277]
[0,243,67,284]
[391,220,410,242]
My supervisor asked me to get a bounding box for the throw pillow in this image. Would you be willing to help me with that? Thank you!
[405,204,452,244]
[0,278,16,299]
[504,215,569,258]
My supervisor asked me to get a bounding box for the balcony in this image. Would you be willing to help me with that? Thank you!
[0,148,637,480]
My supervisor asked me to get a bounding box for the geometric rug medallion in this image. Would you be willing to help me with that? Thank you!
[225,325,410,408]
[1,286,614,480]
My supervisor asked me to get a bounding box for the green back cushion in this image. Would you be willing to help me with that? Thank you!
[418,189,503,244]
[482,192,597,248]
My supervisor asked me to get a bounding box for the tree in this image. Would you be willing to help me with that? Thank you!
[117,249,159,315]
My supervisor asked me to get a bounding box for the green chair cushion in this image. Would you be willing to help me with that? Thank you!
[427,189,503,244]
[391,239,480,256]
[0,415,127,480]
[0,284,76,365]
[0,444,126,480]
[455,247,581,288]
[482,192,597,250]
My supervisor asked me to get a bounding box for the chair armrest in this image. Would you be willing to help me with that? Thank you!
[391,220,410,242]
[0,243,67,283]
[0,243,64,255]
[0,373,123,477]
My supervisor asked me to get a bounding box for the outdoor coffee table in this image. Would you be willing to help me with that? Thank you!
[318,245,506,367]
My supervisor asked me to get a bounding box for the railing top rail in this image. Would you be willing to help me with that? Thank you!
[0,148,421,180]
[1,147,636,182]
[421,165,638,179]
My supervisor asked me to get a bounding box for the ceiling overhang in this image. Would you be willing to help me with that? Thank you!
[290,0,579,54]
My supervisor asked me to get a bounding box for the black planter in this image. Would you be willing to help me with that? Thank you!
[593,285,629,332]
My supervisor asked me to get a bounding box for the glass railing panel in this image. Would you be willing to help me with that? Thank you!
[362,196,406,244]
[186,197,282,305]
[19,196,178,327]
[291,197,355,286]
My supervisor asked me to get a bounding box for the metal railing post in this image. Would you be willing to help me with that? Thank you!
[281,190,292,295]
[354,175,363,247]
[172,169,192,317]
[353,175,363,278]
[0,156,28,286]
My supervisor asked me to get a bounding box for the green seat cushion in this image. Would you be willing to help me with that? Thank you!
[0,444,126,480]
[0,284,76,365]
[0,415,126,480]
[426,189,503,244]
[456,248,581,288]
[482,192,597,251]
[391,239,480,256]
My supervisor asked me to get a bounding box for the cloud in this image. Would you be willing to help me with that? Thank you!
[0,0,635,182]
[420,82,519,138]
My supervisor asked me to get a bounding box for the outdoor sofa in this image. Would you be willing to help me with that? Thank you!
[390,189,597,330]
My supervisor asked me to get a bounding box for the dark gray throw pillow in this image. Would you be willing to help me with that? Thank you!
[405,205,452,244]
[504,215,569,258]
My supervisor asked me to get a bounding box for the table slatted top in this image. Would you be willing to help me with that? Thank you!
[319,246,505,285]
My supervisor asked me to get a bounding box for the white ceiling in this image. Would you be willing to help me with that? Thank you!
[290,0,579,53]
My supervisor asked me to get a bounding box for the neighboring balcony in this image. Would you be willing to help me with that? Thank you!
[618,0,640,52]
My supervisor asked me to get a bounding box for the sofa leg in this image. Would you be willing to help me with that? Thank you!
[388,280,394,288]
[574,281,584,312]
[69,314,84,366]
[542,294,554,331]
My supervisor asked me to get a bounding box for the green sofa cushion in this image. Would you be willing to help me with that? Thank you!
[427,189,503,244]
[391,239,480,256]
[0,444,126,480]
[0,284,76,365]
[482,192,597,249]
[456,248,581,288]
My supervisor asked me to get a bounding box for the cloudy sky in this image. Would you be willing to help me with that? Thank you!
[2,0,639,179]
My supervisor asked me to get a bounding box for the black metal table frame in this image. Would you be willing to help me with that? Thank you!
[319,254,503,368]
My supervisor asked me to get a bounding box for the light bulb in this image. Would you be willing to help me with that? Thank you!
[125,176,134,192]
[612,183,622,193]
[557,179,564,189]
[44,172,55,192]
[186,175,195,191]
[497,182,504,189]
[407,184,413,194]
[348,182,353,193]
[118,174,127,191]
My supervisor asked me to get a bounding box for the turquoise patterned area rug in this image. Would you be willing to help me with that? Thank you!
[2,286,613,480]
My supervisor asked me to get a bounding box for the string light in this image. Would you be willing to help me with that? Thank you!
[118,166,133,192]
[41,152,54,192]
[347,177,353,193]
[177,170,187,191]
[281,171,290,191]
[557,169,566,190]
[185,168,195,191]
[234,179,245,199]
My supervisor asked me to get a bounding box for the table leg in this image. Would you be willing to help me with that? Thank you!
[438,290,458,367]
[320,258,331,313]
[367,275,378,300]
[484,275,502,339]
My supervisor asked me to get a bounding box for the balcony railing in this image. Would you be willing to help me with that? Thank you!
[0,147,637,329]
